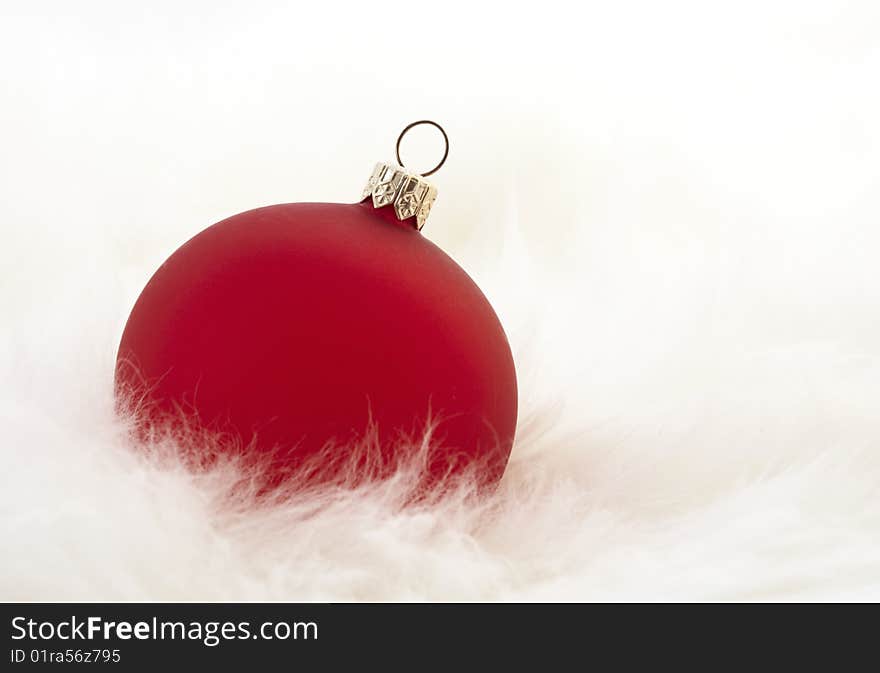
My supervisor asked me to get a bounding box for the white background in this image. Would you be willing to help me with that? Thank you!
[1,1,879,600]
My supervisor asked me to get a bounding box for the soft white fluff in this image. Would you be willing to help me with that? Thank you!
[2,0,880,601]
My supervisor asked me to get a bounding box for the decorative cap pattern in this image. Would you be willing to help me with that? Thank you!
[361,162,438,230]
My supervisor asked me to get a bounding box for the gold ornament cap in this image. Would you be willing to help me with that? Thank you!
[361,162,438,230]
[360,120,447,230]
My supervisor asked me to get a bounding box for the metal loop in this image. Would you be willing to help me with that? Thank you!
[395,120,449,178]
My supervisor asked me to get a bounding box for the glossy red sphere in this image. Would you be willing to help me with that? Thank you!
[116,200,517,491]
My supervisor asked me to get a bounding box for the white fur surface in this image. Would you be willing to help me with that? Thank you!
[2,0,880,601]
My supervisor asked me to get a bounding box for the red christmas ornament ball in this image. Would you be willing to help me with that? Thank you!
[116,199,518,491]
